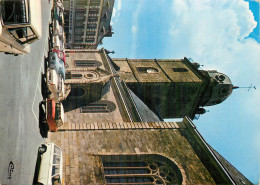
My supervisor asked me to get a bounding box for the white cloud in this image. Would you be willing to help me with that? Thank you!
[167,0,260,173]
[111,0,122,25]
[131,1,143,57]
[168,0,260,74]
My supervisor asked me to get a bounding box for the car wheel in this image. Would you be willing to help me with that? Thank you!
[4,52,14,55]
[49,25,53,37]
[47,89,51,96]
[49,39,53,50]
[41,74,48,99]
[44,56,49,71]
[38,144,47,155]
[39,101,46,113]
[43,123,49,138]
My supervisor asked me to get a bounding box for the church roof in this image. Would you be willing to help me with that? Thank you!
[209,146,253,185]
[129,89,161,122]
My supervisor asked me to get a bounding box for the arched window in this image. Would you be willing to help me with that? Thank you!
[100,154,183,185]
[80,100,116,113]
[172,68,188,72]
[137,67,159,74]
[75,60,102,67]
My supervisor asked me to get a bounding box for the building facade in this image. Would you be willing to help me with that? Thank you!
[46,49,253,184]
[63,0,114,49]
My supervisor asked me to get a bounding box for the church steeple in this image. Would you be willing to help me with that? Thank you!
[198,70,234,106]
[112,57,235,120]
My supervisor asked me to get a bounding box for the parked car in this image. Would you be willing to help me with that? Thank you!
[39,99,64,134]
[52,35,65,51]
[46,68,65,102]
[53,6,64,26]
[37,142,63,185]
[0,0,42,55]
[52,20,66,44]
[52,49,66,64]
[53,20,64,37]
[49,52,65,80]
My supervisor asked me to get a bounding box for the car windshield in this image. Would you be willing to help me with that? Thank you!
[1,0,29,25]
[7,27,37,44]
[49,53,65,79]
[58,60,65,80]
[55,103,61,120]
[54,146,61,155]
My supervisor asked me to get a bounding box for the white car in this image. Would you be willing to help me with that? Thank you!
[37,143,63,185]
[52,35,65,51]
[47,68,65,102]
[53,20,64,41]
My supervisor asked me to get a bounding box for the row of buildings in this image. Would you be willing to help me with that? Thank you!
[63,0,114,49]
[48,0,253,184]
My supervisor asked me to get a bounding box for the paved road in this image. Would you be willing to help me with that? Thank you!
[0,0,52,184]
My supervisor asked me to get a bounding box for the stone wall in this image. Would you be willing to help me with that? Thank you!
[48,122,217,185]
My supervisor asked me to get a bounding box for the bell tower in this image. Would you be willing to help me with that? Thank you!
[113,57,234,120]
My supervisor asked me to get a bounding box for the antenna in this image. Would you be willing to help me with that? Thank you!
[233,84,256,91]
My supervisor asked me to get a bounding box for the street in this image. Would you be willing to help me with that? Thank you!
[0,0,52,184]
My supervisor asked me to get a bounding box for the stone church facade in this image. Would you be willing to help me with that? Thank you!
[47,48,252,185]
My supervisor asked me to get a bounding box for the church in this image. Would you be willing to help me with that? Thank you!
[47,48,253,184]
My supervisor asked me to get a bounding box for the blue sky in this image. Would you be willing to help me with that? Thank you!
[100,0,260,183]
